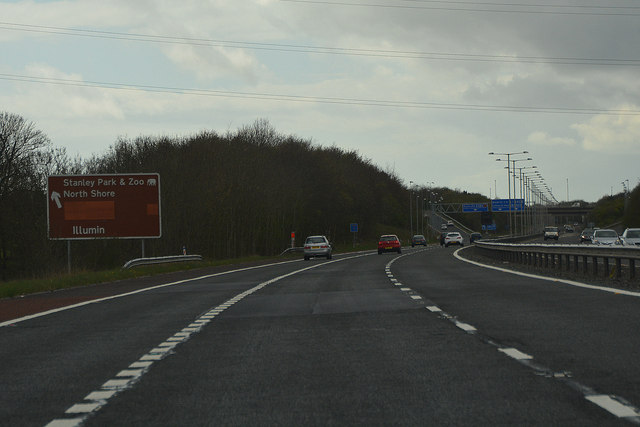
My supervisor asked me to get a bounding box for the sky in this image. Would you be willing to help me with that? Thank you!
[1,0,639,203]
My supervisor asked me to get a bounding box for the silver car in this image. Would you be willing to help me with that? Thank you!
[620,228,640,247]
[303,235,332,260]
[543,226,559,241]
[591,229,620,246]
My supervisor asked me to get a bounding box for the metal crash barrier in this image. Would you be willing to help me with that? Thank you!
[122,254,203,269]
[474,241,640,282]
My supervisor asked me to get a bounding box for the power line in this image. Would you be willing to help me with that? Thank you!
[402,0,640,10]
[2,72,639,116]
[279,0,640,16]
[1,21,638,67]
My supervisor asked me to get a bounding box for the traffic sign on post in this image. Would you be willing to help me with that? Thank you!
[491,199,524,212]
[462,203,488,212]
[47,174,161,239]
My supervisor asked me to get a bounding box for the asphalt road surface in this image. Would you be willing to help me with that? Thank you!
[2,246,640,426]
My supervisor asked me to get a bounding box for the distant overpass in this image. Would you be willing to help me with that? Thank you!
[546,205,593,225]
[430,203,593,226]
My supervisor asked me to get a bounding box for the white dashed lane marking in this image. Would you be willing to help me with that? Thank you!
[387,247,640,423]
[454,321,477,332]
[499,348,533,361]
[586,395,640,418]
[45,253,372,427]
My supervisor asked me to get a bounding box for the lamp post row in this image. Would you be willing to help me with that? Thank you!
[488,151,529,236]
[488,151,557,236]
[409,181,435,239]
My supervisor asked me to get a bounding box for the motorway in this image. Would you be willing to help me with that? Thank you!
[2,245,640,426]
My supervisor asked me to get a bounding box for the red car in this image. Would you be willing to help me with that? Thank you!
[378,234,402,254]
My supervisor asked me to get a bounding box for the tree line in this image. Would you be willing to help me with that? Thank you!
[2,111,637,281]
[0,114,409,280]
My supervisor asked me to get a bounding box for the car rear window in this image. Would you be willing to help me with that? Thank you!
[627,230,640,238]
[380,236,397,242]
[306,237,325,244]
[596,230,617,237]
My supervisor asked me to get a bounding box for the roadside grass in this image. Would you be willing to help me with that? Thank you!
[0,255,284,300]
[0,242,382,300]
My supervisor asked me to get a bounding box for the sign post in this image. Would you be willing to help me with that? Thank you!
[350,223,358,248]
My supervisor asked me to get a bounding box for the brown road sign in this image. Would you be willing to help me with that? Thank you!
[47,174,161,239]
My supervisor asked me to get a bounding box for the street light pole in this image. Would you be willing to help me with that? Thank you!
[523,171,540,234]
[409,181,414,238]
[528,175,545,232]
[489,151,528,236]
[416,194,421,236]
[519,167,537,234]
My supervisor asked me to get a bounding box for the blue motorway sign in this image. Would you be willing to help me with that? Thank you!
[350,223,358,233]
[462,203,488,212]
[482,224,497,231]
[491,199,524,212]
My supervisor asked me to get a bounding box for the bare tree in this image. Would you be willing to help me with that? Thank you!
[0,112,51,277]
[0,112,51,197]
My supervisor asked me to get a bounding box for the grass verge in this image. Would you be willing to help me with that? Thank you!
[0,255,284,300]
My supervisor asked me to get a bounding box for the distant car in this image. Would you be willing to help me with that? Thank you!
[580,228,594,243]
[620,228,640,247]
[543,226,559,241]
[444,232,464,247]
[440,223,448,230]
[303,235,332,260]
[564,225,574,233]
[470,232,483,243]
[378,234,402,254]
[411,234,427,247]
[591,229,620,246]
[447,220,454,227]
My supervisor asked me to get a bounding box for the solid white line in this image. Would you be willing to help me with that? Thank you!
[586,395,640,418]
[0,258,308,327]
[454,247,640,297]
[44,252,373,426]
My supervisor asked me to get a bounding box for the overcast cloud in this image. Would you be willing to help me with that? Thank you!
[1,0,639,202]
